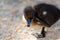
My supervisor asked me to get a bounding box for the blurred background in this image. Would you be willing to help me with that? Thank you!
[0,0,60,40]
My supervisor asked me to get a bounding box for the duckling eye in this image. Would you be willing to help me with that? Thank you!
[43,11,47,16]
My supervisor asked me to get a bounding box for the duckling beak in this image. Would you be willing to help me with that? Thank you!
[27,20,31,27]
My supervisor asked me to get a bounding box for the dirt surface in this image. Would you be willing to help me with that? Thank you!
[0,0,60,40]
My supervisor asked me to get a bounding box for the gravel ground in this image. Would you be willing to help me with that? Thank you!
[0,0,60,40]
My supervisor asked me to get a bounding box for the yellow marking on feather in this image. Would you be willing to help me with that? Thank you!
[22,15,26,23]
